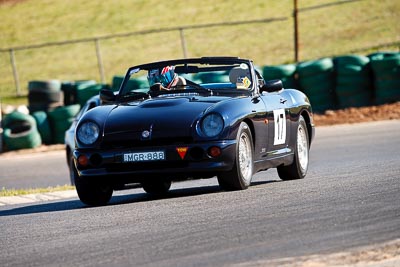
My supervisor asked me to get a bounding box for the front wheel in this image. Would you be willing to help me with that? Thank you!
[75,175,113,206]
[218,122,254,190]
[277,115,309,180]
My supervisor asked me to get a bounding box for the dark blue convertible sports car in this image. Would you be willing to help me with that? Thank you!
[73,57,315,206]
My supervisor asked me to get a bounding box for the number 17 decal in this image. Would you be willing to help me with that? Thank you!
[273,109,286,145]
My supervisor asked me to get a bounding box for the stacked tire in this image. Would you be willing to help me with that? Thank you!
[297,58,336,112]
[76,83,109,106]
[28,80,63,113]
[31,111,52,145]
[47,104,81,144]
[369,52,400,105]
[112,75,149,93]
[62,80,96,106]
[262,64,297,89]
[111,76,124,91]
[334,55,373,108]
[195,71,229,83]
[2,111,42,151]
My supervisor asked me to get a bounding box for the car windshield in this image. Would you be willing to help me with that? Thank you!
[118,58,254,99]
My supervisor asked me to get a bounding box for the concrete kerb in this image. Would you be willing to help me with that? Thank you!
[0,190,77,206]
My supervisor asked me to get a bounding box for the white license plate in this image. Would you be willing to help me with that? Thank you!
[123,151,165,162]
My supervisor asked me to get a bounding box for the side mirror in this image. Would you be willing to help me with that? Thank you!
[100,89,116,103]
[260,79,283,93]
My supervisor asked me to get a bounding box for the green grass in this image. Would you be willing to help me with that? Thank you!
[0,95,28,106]
[0,0,399,103]
[0,185,75,197]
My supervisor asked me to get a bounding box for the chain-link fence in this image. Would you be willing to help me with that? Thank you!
[0,0,398,97]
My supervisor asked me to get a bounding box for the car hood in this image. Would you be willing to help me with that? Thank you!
[103,97,223,141]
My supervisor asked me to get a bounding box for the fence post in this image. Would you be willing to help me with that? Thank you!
[95,39,106,84]
[179,28,188,58]
[293,0,299,63]
[9,49,21,96]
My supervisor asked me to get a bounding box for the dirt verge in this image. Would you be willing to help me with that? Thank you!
[314,102,400,126]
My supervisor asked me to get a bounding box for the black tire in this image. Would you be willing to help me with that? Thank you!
[277,115,309,180]
[28,90,62,103]
[28,80,61,92]
[75,175,113,206]
[217,122,254,190]
[28,80,63,113]
[142,180,172,196]
[68,154,77,186]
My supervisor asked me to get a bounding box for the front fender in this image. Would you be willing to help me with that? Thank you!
[75,105,116,149]
[197,96,265,141]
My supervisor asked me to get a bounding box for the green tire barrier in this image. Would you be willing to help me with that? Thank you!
[2,111,42,151]
[334,55,373,108]
[76,83,109,107]
[32,111,53,144]
[28,80,62,113]
[262,64,297,89]
[297,58,334,76]
[181,73,202,84]
[369,52,400,105]
[132,75,150,89]
[195,71,229,83]
[2,110,36,128]
[111,76,124,91]
[112,75,149,92]
[48,104,81,144]
[3,128,42,151]
[62,80,97,106]
[297,58,336,112]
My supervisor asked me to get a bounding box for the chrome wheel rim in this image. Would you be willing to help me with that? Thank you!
[297,124,309,172]
[238,132,253,182]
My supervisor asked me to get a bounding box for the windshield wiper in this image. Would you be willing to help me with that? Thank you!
[185,79,213,96]
[120,91,149,101]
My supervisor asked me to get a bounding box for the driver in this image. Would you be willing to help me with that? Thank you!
[147,65,186,91]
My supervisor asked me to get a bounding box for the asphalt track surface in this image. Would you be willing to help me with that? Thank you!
[0,120,399,266]
[0,148,70,190]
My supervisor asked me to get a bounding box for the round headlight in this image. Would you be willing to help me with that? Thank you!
[201,113,224,137]
[77,121,100,145]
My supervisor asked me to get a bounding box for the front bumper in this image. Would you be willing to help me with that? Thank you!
[74,140,237,181]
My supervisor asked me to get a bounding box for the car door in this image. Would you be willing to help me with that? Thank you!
[260,91,290,159]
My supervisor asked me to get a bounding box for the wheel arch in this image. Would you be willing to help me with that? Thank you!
[300,109,313,146]
[242,118,256,148]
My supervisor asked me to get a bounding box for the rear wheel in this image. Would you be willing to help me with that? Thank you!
[218,122,254,190]
[142,180,171,196]
[75,175,113,206]
[278,115,309,180]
